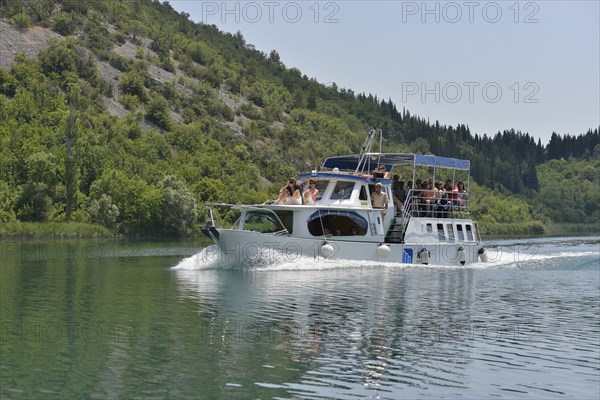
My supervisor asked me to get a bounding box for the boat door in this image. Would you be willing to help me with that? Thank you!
[365,183,385,236]
[367,210,385,236]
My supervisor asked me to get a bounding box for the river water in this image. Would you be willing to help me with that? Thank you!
[0,236,598,399]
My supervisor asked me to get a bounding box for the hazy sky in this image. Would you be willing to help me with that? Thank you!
[170,1,599,143]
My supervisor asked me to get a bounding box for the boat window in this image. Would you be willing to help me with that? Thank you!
[330,181,355,200]
[314,180,328,201]
[243,210,286,233]
[447,223,455,241]
[437,223,445,241]
[274,210,294,234]
[359,185,368,201]
[426,223,433,233]
[465,224,474,240]
[457,224,465,240]
[307,211,367,237]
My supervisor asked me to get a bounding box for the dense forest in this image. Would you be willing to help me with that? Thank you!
[0,0,598,236]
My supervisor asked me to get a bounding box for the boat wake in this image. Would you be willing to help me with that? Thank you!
[474,240,599,269]
[172,244,411,271]
[172,238,598,271]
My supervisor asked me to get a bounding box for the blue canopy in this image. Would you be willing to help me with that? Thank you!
[322,153,470,171]
[308,209,368,231]
[414,154,470,170]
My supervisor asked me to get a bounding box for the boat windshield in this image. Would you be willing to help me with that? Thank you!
[239,210,287,233]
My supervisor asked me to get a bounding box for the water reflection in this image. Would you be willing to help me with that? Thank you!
[172,268,479,397]
[173,237,599,399]
[1,238,597,399]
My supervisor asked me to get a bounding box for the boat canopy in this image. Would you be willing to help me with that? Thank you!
[322,153,470,171]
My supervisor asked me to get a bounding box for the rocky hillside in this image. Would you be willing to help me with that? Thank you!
[1,19,247,134]
[0,1,597,236]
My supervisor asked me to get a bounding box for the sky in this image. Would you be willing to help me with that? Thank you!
[170,0,600,144]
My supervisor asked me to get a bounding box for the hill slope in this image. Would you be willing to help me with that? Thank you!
[0,0,598,236]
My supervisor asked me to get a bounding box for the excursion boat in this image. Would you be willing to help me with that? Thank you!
[202,130,487,266]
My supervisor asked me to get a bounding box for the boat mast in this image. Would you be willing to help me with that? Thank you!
[355,129,383,173]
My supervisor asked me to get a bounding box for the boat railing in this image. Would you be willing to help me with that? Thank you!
[402,189,470,219]
[203,203,227,228]
[474,221,483,243]
[395,205,428,232]
[203,203,245,229]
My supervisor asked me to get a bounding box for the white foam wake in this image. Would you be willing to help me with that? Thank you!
[172,243,598,271]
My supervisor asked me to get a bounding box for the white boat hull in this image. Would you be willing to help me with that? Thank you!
[207,228,481,266]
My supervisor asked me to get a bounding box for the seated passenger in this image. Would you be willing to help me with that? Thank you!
[287,184,302,205]
[435,180,454,217]
[372,165,390,179]
[303,179,319,204]
[275,181,291,204]
[410,182,424,216]
[276,178,302,205]
[421,182,436,216]
[456,181,468,208]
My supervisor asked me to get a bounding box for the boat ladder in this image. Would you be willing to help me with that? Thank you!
[385,216,409,243]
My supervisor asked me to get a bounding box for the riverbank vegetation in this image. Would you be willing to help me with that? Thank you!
[0,0,598,238]
[0,221,112,239]
[546,223,600,236]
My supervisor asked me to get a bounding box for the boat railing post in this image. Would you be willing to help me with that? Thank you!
[208,207,216,227]
[473,221,482,243]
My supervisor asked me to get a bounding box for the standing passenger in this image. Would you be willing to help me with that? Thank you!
[371,182,389,217]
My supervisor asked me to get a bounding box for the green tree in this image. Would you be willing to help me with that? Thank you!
[119,71,147,101]
[159,175,197,236]
[53,12,77,35]
[87,194,119,228]
[145,93,172,130]
[0,181,17,222]
[64,85,81,222]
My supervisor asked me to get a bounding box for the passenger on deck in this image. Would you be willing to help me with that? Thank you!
[376,165,391,179]
[421,181,436,216]
[409,180,423,216]
[433,181,444,198]
[435,180,454,217]
[303,179,319,204]
[371,182,389,217]
[392,175,407,214]
[456,181,468,207]
[276,178,302,205]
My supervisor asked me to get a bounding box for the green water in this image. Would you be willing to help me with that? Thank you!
[1,237,599,399]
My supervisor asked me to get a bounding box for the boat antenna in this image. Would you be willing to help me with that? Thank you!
[355,129,382,173]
